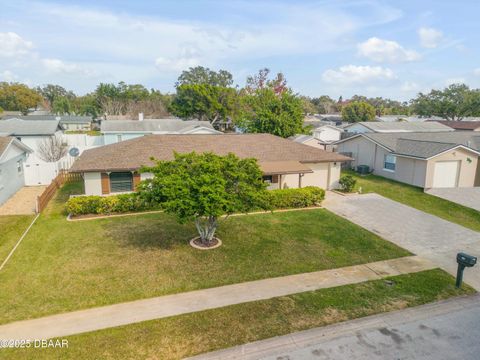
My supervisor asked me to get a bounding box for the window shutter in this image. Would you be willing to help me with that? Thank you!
[101,173,110,194]
[133,172,141,190]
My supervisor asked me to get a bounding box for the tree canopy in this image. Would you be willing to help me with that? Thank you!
[138,152,268,246]
[237,87,305,138]
[0,82,42,114]
[341,101,376,122]
[410,84,480,121]
[176,66,234,87]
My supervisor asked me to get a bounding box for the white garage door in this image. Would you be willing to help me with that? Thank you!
[432,161,460,188]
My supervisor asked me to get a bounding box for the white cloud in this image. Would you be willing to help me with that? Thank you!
[322,65,396,84]
[0,70,17,82]
[41,58,94,76]
[0,32,33,58]
[474,68,480,76]
[357,37,420,63]
[418,27,443,48]
[401,81,419,92]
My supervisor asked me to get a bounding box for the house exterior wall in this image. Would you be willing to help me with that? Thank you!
[63,123,91,131]
[313,127,342,142]
[336,136,377,169]
[103,133,146,145]
[395,157,427,188]
[424,148,478,188]
[0,153,27,205]
[84,172,102,195]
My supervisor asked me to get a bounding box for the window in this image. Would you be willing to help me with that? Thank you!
[384,154,396,171]
[109,172,133,192]
[116,134,123,143]
[263,175,273,184]
[17,160,23,174]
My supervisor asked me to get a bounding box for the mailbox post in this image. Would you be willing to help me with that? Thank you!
[456,252,477,288]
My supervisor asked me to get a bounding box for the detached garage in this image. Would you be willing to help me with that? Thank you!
[335,132,480,189]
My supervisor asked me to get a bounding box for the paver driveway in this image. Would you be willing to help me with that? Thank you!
[324,192,480,290]
[426,187,480,212]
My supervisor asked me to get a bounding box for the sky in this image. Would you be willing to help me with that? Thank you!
[1,0,479,100]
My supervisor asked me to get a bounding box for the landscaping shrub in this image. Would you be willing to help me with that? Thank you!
[338,175,356,193]
[66,193,159,216]
[66,187,325,216]
[267,186,325,209]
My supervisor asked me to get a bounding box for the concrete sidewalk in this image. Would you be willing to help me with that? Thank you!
[0,256,434,341]
[190,294,480,360]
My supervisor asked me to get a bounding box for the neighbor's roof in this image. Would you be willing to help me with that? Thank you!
[0,136,33,160]
[344,121,453,133]
[431,120,480,131]
[3,115,92,123]
[337,132,480,159]
[70,134,352,172]
[100,119,217,133]
[290,134,315,143]
[259,161,313,175]
[0,118,62,136]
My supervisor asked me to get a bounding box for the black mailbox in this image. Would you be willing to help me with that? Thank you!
[457,253,477,267]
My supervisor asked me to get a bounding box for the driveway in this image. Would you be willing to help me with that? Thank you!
[190,294,480,360]
[426,187,480,212]
[323,192,480,290]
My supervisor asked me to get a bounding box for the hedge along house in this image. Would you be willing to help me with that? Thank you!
[335,132,480,188]
[70,134,351,195]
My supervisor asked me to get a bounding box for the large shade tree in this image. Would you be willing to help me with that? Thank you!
[0,82,42,114]
[341,101,376,122]
[410,84,480,121]
[138,152,268,246]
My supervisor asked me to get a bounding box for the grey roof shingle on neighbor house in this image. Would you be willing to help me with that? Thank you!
[100,119,217,133]
[2,115,92,124]
[358,132,480,159]
[70,134,352,173]
[0,118,62,136]
[346,121,454,133]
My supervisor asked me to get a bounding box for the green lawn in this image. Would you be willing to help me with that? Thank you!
[0,182,409,324]
[345,171,480,232]
[0,215,35,262]
[4,269,474,360]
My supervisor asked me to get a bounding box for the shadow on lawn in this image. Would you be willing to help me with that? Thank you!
[102,216,197,251]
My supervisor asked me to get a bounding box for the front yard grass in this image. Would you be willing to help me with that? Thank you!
[0,182,410,324]
[345,171,480,232]
[0,215,35,262]
[4,269,474,360]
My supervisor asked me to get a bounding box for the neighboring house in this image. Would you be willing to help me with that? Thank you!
[70,134,351,195]
[292,125,343,151]
[431,121,480,131]
[0,137,33,205]
[335,132,480,188]
[2,115,93,131]
[101,118,221,145]
[0,118,65,185]
[343,121,454,134]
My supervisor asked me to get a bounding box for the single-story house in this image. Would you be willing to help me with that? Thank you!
[3,115,93,131]
[101,118,221,145]
[0,137,33,205]
[0,118,65,185]
[430,121,480,132]
[343,121,454,134]
[335,132,480,188]
[70,134,351,195]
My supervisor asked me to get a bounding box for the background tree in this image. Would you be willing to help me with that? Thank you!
[139,152,268,246]
[311,95,339,114]
[341,101,376,123]
[0,82,42,114]
[245,68,287,95]
[237,88,304,137]
[36,84,75,108]
[176,66,234,87]
[170,84,238,128]
[410,84,480,121]
[51,96,73,115]
[299,96,317,115]
[37,134,68,162]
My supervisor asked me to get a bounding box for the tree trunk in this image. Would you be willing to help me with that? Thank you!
[194,216,218,246]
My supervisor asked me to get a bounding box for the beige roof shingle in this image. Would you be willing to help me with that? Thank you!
[71,134,351,172]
